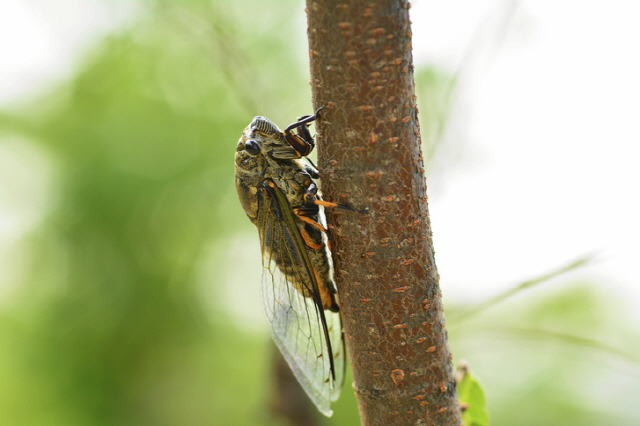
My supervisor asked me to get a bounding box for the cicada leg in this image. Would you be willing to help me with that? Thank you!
[283,106,326,157]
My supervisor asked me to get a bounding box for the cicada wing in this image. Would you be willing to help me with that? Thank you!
[257,182,345,417]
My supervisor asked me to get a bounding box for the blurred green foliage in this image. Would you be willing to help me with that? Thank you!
[451,282,640,426]
[0,1,638,426]
[0,2,311,425]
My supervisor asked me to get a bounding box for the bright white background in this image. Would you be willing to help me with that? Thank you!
[411,1,640,326]
[1,0,639,326]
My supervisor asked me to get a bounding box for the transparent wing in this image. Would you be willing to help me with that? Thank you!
[257,182,344,417]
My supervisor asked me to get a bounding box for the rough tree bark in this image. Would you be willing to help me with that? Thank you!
[306,1,462,425]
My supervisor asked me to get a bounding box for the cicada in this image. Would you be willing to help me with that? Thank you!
[234,109,345,416]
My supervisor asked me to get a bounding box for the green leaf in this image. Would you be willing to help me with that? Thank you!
[459,369,489,426]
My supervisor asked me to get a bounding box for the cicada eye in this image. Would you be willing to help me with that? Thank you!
[244,139,261,155]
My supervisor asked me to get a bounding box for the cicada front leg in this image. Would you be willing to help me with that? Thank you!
[283,106,326,157]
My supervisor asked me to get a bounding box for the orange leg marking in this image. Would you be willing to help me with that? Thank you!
[299,228,322,250]
[294,212,328,233]
[314,199,339,208]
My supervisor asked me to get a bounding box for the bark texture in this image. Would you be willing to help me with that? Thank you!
[306,1,462,424]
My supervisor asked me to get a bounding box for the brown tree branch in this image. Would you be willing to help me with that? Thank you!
[306,1,462,424]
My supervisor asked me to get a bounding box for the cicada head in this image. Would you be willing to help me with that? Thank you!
[235,124,261,169]
[235,116,286,168]
[235,121,270,223]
